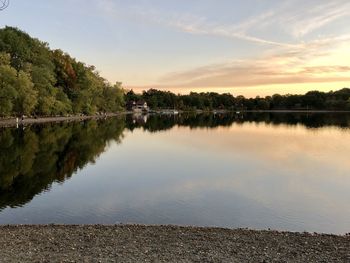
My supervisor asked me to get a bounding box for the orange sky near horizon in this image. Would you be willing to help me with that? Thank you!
[128,82,350,98]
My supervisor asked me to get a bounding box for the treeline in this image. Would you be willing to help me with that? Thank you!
[126,88,350,111]
[0,27,124,117]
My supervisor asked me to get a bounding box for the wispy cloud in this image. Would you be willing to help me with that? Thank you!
[144,67,350,89]
[149,12,293,47]
[95,0,292,47]
[131,34,350,90]
[285,1,350,38]
[231,1,350,38]
[179,1,349,43]
[94,0,350,93]
[95,0,350,46]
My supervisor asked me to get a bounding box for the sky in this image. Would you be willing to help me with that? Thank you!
[1,0,350,97]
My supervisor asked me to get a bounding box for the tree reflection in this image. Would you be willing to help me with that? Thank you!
[126,112,350,132]
[0,118,125,209]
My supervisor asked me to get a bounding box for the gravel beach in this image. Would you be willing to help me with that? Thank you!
[0,225,349,262]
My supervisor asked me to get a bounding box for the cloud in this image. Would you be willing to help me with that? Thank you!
[150,67,350,89]
[232,1,350,38]
[95,0,292,47]
[285,1,350,38]
[130,34,350,90]
[155,14,293,47]
[95,0,350,48]
[185,1,350,43]
[94,0,350,93]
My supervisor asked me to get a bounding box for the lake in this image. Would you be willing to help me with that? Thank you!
[0,113,350,234]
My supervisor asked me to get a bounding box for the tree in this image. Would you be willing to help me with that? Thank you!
[14,71,37,115]
[0,57,17,115]
[0,27,125,117]
[346,98,350,111]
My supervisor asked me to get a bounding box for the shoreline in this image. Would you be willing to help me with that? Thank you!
[0,113,129,128]
[1,110,350,128]
[0,225,349,262]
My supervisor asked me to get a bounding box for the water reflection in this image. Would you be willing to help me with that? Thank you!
[0,118,125,209]
[128,112,350,131]
[0,113,350,233]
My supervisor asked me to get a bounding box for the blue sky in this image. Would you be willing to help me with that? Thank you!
[1,0,350,96]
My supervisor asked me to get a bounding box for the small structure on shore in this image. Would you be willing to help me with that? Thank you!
[126,100,149,113]
[160,109,179,115]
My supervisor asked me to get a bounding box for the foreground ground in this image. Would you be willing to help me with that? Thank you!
[0,225,349,262]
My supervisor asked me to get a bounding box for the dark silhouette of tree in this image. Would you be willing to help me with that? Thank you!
[125,88,350,112]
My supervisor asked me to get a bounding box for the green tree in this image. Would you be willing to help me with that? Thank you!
[14,71,37,115]
[0,27,125,117]
[31,65,57,115]
[0,60,17,115]
[347,98,350,111]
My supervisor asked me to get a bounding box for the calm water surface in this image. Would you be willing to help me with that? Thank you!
[0,113,350,234]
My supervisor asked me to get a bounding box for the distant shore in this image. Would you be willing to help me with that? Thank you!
[0,225,349,262]
[0,113,129,128]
